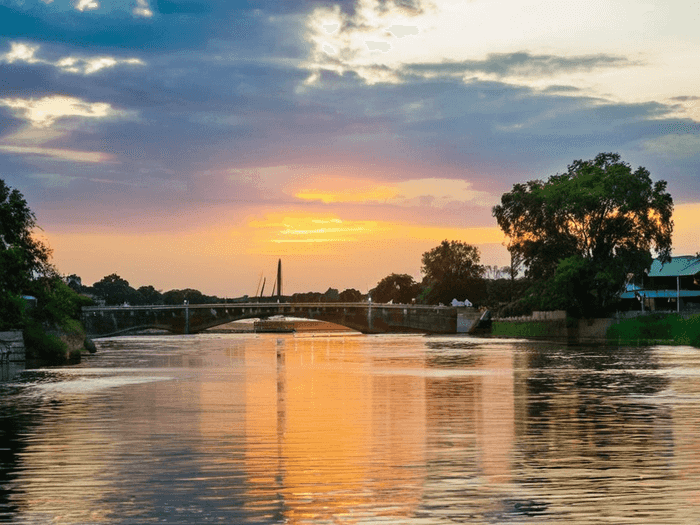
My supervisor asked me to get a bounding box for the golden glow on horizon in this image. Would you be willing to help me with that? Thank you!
[248,212,504,252]
[295,185,397,204]
[294,177,492,207]
[42,202,699,296]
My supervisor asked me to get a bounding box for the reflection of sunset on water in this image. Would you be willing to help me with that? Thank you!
[9,336,700,523]
[195,335,519,523]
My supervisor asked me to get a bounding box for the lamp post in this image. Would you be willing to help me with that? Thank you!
[184,299,189,335]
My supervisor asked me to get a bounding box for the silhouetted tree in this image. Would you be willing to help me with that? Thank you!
[421,241,485,305]
[137,285,163,305]
[371,274,420,303]
[493,152,673,315]
[93,274,142,305]
[339,288,363,302]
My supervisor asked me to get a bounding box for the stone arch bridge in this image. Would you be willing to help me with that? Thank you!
[82,302,481,337]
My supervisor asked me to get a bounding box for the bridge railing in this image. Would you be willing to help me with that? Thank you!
[82,302,464,312]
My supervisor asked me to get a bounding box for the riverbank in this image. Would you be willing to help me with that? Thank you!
[491,310,700,347]
[607,313,700,347]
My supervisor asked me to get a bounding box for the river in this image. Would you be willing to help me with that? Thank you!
[1,333,700,524]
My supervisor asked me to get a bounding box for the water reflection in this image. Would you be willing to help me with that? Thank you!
[2,335,700,523]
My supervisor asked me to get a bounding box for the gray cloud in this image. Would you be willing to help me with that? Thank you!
[402,51,637,79]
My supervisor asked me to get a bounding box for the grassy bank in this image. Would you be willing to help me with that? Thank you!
[491,320,567,338]
[607,314,700,347]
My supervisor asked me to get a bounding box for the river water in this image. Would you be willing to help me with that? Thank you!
[2,333,700,524]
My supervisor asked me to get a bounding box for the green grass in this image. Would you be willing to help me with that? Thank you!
[607,313,700,347]
[491,320,564,338]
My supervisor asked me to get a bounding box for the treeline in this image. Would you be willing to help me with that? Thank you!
[67,273,225,306]
[67,274,367,306]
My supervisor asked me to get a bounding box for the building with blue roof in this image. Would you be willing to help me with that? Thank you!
[620,255,700,312]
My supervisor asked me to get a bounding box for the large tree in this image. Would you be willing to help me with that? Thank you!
[492,152,673,315]
[421,241,485,305]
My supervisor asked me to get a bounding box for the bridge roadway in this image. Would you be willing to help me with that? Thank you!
[81,302,479,337]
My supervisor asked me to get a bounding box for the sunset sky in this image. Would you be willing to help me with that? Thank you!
[2,0,699,297]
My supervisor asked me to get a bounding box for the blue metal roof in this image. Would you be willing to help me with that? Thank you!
[648,255,700,277]
[621,289,700,299]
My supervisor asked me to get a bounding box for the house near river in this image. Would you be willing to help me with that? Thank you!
[621,255,700,312]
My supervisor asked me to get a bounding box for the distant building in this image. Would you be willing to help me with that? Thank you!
[621,255,700,312]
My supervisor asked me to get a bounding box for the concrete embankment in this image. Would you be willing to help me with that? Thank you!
[0,331,26,362]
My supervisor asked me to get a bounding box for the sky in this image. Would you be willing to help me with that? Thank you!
[1,0,699,297]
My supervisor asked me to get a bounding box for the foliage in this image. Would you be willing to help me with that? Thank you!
[371,273,419,304]
[23,320,68,362]
[93,273,142,305]
[0,180,95,360]
[0,179,55,295]
[162,288,219,305]
[607,314,700,347]
[322,288,340,302]
[29,277,93,326]
[339,288,363,302]
[0,291,27,330]
[421,240,485,305]
[493,153,673,316]
[137,285,163,304]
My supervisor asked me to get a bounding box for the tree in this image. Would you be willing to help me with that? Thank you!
[93,274,142,305]
[137,285,163,305]
[493,152,673,315]
[371,274,419,304]
[339,288,363,302]
[0,179,54,295]
[421,241,485,305]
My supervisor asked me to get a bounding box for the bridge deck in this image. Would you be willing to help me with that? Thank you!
[82,302,475,336]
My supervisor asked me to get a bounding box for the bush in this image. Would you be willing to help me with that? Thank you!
[23,320,68,362]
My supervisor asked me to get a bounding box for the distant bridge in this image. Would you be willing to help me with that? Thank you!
[81,302,481,337]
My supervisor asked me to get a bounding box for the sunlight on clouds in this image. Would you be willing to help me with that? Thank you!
[75,0,99,12]
[0,145,113,163]
[247,211,504,257]
[294,177,492,207]
[249,213,381,246]
[0,41,145,75]
[301,0,700,119]
[295,184,397,204]
[133,0,153,17]
[2,42,41,64]
[0,95,124,128]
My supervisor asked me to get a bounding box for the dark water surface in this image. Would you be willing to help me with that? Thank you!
[2,333,700,524]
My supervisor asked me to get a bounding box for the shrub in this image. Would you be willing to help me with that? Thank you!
[23,320,68,362]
